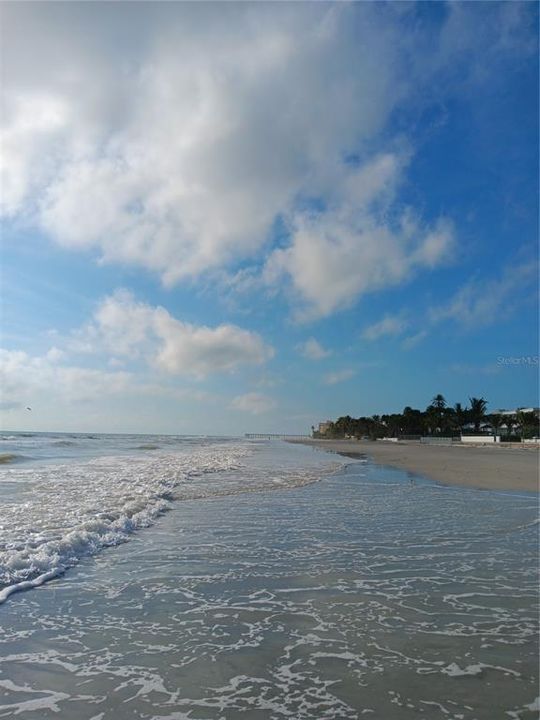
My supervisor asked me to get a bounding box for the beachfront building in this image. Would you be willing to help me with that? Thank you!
[491,408,540,439]
[495,407,540,415]
[316,421,333,436]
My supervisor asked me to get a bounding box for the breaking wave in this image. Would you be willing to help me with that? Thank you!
[0,442,340,603]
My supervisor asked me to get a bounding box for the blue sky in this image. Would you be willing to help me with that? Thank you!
[1,2,538,434]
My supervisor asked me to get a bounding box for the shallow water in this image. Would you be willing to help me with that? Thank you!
[0,437,538,719]
[0,434,339,601]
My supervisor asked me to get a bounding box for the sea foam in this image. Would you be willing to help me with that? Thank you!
[0,441,340,603]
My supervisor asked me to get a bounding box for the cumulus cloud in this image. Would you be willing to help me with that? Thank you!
[1,4,403,284]
[0,348,133,407]
[2,2,534,318]
[1,2,454,316]
[323,369,356,385]
[265,152,454,319]
[45,346,65,363]
[0,289,273,420]
[0,345,220,415]
[362,313,408,341]
[231,392,276,415]
[73,290,274,378]
[297,338,331,360]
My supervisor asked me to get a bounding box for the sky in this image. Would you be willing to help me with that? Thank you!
[0,1,538,435]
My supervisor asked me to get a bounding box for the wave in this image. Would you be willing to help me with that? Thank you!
[135,444,160,450]
[0,443,340,603]
[0,494,170,604]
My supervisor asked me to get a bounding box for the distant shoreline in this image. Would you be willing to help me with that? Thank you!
[288,439,539,493]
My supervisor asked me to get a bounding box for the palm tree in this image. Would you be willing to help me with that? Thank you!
[469,397,488,433]
[515,410,540,440]
[453,402,469,434]
[487,413,504,439]
[426,395,447,434]
[432,394,447,409]
[402,406,425,435]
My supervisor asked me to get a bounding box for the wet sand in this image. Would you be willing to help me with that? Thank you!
[289,439,539,492]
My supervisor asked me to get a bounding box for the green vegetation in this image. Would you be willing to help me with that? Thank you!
[314,396,540,441]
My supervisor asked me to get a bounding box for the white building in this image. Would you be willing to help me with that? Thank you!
[494,407,539,416]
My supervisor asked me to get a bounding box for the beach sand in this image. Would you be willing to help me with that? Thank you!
[289,439,539,492]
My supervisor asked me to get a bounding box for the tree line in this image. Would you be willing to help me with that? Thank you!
[313,395,540,441]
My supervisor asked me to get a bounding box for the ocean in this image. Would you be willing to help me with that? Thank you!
[0,433,538,719]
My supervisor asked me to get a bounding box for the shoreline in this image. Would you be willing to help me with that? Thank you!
[288,439,539,493]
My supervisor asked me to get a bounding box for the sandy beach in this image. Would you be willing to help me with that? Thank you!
[289,439,539,492]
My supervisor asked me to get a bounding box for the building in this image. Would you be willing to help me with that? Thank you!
[316,421,333,436]
[491,408,540,438]
[494,407,540,416]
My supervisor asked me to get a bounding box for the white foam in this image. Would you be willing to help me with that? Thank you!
[0,679,70,715]
[442,662,483,677]
[505,696,540,719]
[442,662,521,678]
[0,442,340,603]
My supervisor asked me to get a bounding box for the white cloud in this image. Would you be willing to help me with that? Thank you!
[231,392,276,415]
[254,373,284,389]
[0,93,72,216]
[75,290,274,378]
[323,369,356,385]
[297,338,331,360]
[0,290,274,422]
[400,261,537,349]
[401,330,428,350]
[429,262,537,329]
[0,346,219,424]
[0,348,133,406]
[265,153,454,319]
[436,1,538,83]
[362,314,408,341]
[448,363,501,376]
[45,346,65,363]
[1,4,405,287]
[2,3,534,320]
[0,3,454,317]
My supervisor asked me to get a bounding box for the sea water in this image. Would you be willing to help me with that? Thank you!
[0,434,538,719]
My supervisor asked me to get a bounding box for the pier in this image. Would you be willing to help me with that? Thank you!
[244,433,311,440]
